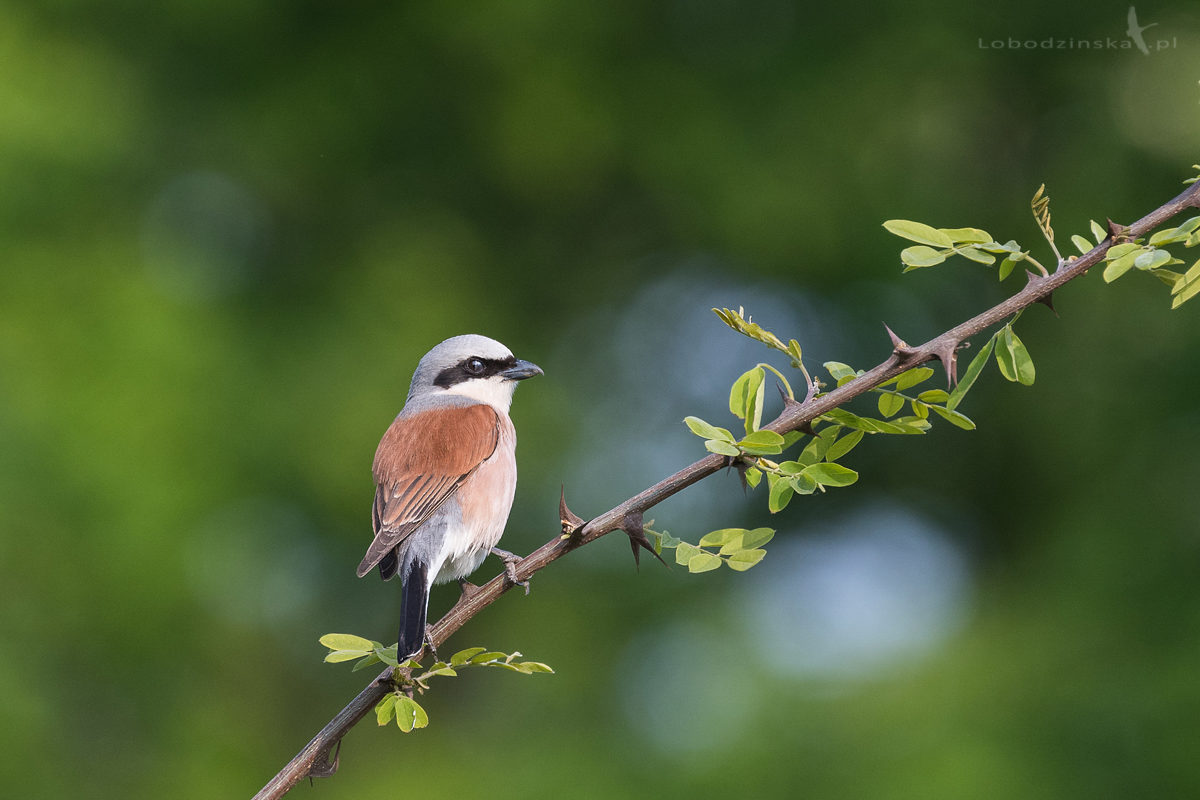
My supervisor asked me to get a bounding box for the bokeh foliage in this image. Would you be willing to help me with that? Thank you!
[2,1,1199,798]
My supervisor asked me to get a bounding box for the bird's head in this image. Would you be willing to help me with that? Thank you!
[407,334,542,413]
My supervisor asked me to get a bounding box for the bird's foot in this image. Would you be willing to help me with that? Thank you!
[490,547,531,595]
[423,627,440,662]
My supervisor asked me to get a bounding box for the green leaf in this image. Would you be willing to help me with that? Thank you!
[892,416,932,433]
[1070,234,1093,255]
[947,334,996,410]
[930,405,977,430]
[787,338,804,366]
[376,694,398,726]
[1090,219,1107,244]
[469,651,508,665]
[1171,260,1200,308]
[995,327,1017,382]
[823,361,858,382]
[798,435,831,465]
[699,528,742,548]
[675,541,702,566]
[744,466,762,488]
[703,527,774,555]
[917,389,949,403]
[1172,260,1200,294]
[821,408,917,435]
[450,647,486,667]
[1006,327,1036,386]
[825,429,864,461]
[939,227,992,244]
[800,462,859,487]
[957,246,995,265]
[725,549,767,571]
[789,471,819,495]
[513,661,554,674]
[1103,244,1141,283]
[1152,268,1183,288]
[1104,242,1140,260]
[395,696,429,732]
[1134,248,1171,271]
[352,653,383,672]
[911,399,929,419]
[705,439,741,457]
[884,219,954,247]
[893,366,935,391]
[981,239,1023,255]
[423,663,458,678]
[1150,218,1200,246]
[687,552,723,573]
[729,367,766,433]
[738,430,786,455]
[900,245,947,270]
[998,256,1019,281]
[877,392,904,418]
[685,416,734,442]
[324,649,371,663]
[767,473,794,512]
[736,527,775,550]
[374,644,399,667]
[320,633,375,652]
[819,408,869,432]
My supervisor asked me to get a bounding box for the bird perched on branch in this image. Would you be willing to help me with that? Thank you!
[357,334,542,659]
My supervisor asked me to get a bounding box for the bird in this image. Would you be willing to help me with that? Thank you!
[357,334,542,660]
[1126,6,1157,55]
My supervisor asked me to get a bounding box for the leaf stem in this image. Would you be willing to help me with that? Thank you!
[758,362,795,400]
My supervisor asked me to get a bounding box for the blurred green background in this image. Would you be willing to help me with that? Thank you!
[3,1,1199,797]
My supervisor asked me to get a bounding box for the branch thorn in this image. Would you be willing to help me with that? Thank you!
[559,486,586,539]
[307,739,342,781]
[621,511,667,571]
[1107,218,1130,243]
[1024,271,1059,316]
[884,323,918,359]
[931,340,960,388]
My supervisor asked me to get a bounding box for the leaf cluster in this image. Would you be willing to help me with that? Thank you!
[883,219,1038,279]
[319,634,552,733]
[886,177,1200,310]
[1101,215,1200,309]
[647,525,774,573]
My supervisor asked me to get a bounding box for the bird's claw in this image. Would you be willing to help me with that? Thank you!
[423,627,440,662]
[490,547,531,595]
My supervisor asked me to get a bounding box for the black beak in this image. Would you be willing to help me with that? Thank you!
[501,359,543,381]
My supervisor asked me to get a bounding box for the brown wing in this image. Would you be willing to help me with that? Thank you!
[356,404,500,578]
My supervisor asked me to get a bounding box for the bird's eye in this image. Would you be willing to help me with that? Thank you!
[465,358,485,375]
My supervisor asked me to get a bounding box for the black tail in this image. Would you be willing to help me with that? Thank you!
[397,560,430,661]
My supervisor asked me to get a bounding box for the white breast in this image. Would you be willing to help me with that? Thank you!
[431,415,517,584]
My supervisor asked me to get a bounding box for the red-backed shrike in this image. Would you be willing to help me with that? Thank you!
[357,334,542,659]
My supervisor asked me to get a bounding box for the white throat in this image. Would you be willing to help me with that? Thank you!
[444,375,516,414]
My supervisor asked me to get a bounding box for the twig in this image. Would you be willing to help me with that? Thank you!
[253,178,1200,799]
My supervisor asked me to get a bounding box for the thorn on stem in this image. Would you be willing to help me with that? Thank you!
[1024,271,1059,316]
[1107,218,1129,242]
[559,486,585,538]
[884,323,919,362]
[932,340,960,388]
[307,739,342,782]
[621,511,667,571]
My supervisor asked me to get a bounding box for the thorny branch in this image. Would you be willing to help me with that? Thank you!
[253,178,1200,800]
